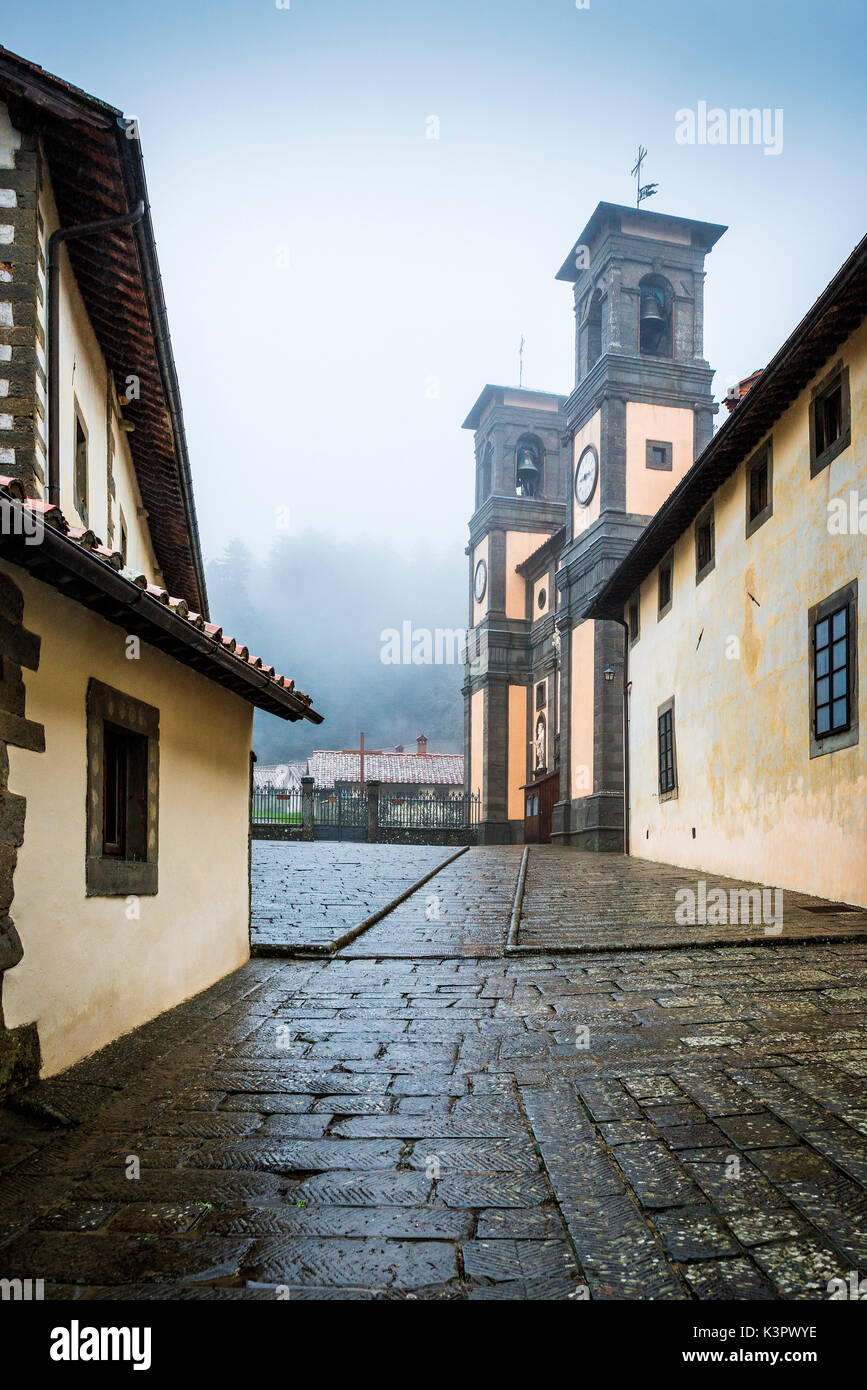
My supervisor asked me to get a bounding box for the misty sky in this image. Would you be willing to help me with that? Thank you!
[6,0,866,566]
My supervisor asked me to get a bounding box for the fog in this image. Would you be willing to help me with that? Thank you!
[207,533,467,763]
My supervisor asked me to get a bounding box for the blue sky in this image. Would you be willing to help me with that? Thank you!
[6,0,866,559]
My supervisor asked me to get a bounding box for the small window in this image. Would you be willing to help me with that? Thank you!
[119,509,128,565]
[628,593,640,645]
[809,581,858,758]
[695,503,715,583]
[86,679,159,895]
[536,682,546,710]
[73,405,88,524]
[658,553,673,619]
[745,440,773,537]
[657,697,677,799]
[646,440,672,471]
[810,363,851,476]
[102,721,148,860]
[537,587,546,610]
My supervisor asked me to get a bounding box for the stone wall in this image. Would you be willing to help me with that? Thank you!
[0,103,44,496]
[0,570,44,1097]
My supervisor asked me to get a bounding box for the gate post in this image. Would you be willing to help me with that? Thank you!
[365,779,380,843]
[301,776,314,841]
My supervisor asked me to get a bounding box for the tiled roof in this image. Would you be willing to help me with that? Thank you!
[307,750,464,789]
[253,762,307,791]
[0,45,208,611]
[0,479,322,723]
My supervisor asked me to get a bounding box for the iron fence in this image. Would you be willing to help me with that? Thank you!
[314,786,366,831]
[251,783,480,840]
[251,786,303,825]
[378,790,480,830]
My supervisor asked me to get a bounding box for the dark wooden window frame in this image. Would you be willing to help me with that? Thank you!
[86,678,159,896]
[809,361,850,478]
[646,439,673,471]
[73,399,89,526]
[808,580,858,760]
[657,695,678,801]
[695,501,715,584]
[658,551,674,620]
[628,591,640,646]
[745,438,774,538]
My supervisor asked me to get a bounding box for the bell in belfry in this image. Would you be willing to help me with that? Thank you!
[639,291,666,353]
[516,447,540,497]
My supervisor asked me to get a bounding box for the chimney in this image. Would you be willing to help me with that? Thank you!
[416,734,428,757]
[395,744,404,753]
[724,369,763,414]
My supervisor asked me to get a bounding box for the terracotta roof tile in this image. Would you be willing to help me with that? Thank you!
[0,477,318,718]
[307,750,464,789]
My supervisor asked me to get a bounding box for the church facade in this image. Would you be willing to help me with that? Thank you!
[587,233,867,907]
[463,201,725,847]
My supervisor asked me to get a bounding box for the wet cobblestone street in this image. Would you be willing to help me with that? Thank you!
[1,846,865,1300]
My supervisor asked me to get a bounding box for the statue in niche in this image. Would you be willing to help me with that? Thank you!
[534,715,546,773]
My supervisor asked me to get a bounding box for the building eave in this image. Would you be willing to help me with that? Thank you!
[0,45,209,616]
[0,489,322,723]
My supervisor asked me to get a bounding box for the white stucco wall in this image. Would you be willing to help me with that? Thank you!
[35,156,163,584]
[2,561,254,1076]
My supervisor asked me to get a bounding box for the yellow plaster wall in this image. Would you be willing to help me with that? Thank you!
[508,684,528,820]
[505,531,541,619]
[2,562,254,1075]
[570,619,595,798]
[572,410,602,536]
[470,687,484,809]
[626,320,867,906]
[625,402,695,517]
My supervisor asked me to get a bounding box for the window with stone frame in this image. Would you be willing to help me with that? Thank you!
[695,502,715,583]
[809,362,850,477]
[745,439,773,537]
[658,552,674,619]
[73,402,89,525]
[628,592,640,645]
[645,440,672,471]
[86,679,159,895]
[657,696,677,799]
[809,580,858,760]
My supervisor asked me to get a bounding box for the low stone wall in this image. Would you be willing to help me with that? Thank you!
[251,824,303,842]
[376,826,477,847]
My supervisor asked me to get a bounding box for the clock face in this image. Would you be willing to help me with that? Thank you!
[575,445,599,506]
[473,558,488,602]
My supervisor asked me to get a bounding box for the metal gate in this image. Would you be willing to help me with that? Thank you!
[314,786,366,841]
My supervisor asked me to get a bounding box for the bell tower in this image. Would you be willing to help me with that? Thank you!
[462,385,568,843]
[552,202,727,848]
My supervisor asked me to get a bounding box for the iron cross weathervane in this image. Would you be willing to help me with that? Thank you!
[631,146,659,210]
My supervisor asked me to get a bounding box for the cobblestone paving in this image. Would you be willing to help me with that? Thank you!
[516,848,867,952]
[0,847,865,1300]
[251,842,460,951]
